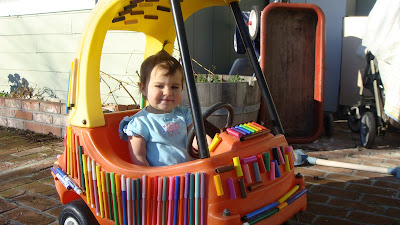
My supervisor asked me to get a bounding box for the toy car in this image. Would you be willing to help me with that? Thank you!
[52,0,307,224]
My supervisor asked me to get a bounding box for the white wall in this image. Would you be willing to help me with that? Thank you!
[0,10,146,105]
[0,0,95,16]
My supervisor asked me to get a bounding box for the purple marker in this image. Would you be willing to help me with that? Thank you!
[287,189,308,204]
[200,173,205,225]
[241,155,257,164]
[227,178,236,199]
[184,172,190,225]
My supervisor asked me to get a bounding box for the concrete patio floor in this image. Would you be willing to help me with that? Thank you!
[0,121,399,225]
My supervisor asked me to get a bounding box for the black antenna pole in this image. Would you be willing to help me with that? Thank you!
[170,0,209,158]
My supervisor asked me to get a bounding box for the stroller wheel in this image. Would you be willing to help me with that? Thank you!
[360,111,376,148]
[347,114,360,133]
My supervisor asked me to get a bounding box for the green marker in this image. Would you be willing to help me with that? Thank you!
[78,146,85,191]
[263,153,270,172]
[248,208,279,225]
[110,172,118,225]
[189,174,194,225]
[106,173,113,221]
[137,178,141,225]
[162,176,167,225]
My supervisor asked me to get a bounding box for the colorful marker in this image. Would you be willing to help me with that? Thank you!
[157,177,163,225]
[227,178,236,199]
[110,172,119,225]
[97,166,104,218]
[132,179,136,225]
[152,176,159,225]
[256,154,267,173]
[263,153,270,172]
[183,173,189,225]
[101,171,108,219]
[122,175,127,225]
[87,157,94,208]
[270,161,275,180]
[92,160,99,216]
[213,174,223,196]
[284,154,291,172]
[106,173,113,221]
[241,163,252,184]
[276,147,285,165]
[241,155,257,164]
[116,174,123,224]
[142,175,147,225]
[147,177,152,225]
[168,176,175,225]
[174,176,180,225]
[274,160,281,178]
[238,178,247,198]
[189,174,195,225]
[179,176,185,225]
[232,157,243,177]
[252,162,261,182]
[78,146,84,189]
[278,185,300,204]
[194,173,199,225]
[208,133,222,152]
[162,176,167,225]
[82,154,89,200]
[200,173,205,225]
[127,177,131,225]
[136,178,141,225]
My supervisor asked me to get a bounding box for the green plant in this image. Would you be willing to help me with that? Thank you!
[0,91,9,97]
[227,74,245,83]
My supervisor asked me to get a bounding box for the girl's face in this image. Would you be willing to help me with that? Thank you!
[141,65,183,114]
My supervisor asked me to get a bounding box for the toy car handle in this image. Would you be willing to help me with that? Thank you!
[186,102,234,158]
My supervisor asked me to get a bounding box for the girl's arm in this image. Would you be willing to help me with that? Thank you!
[128,136,150,166]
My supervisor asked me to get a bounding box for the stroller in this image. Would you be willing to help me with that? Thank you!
[347,51,386,148]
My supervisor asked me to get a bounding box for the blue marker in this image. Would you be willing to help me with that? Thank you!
[273,160,281,178]
[51,167,71,190]
[235,126,251,135]
[56,167,82,195]
[174,176,180,225]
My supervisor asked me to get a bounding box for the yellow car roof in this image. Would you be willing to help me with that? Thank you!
[68,0,237,127]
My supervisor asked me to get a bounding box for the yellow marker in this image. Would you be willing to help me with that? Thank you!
[96,166,104,218]
[115,173,123,224]
[213,175,224,196]
[233,157,243,177]
[67,61,73,108]
[243,124,257,133]
[208,133,222,152]
[101,171,108,219]
[284,154,291,172]
[82,154,90,205]
[277,202,288,211]
[67,127,72,175]
[278,185,300,204]
[246,123,261,131]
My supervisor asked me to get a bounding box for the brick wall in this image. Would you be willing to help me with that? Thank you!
[0,97,68,137]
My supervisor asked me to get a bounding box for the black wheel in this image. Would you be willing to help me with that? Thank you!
[347,114,360,133]
[360,111,376,148]
[186,102,234,158]
[59,199,99,225]
[323,112,334,137]
[248,5,261,41]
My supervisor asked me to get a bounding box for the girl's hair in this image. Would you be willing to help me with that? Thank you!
[139,50,183,91]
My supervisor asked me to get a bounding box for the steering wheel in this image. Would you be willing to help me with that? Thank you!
[186,102,234,158]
